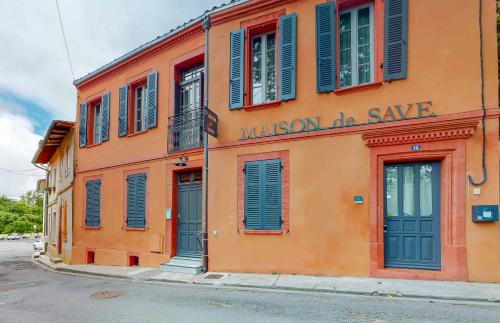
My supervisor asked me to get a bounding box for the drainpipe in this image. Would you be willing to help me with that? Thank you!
[201,14,211,273]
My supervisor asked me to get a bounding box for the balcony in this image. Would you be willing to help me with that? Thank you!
[168,108,204,153]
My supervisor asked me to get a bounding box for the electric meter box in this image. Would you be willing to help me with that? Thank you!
[472,205,498,222]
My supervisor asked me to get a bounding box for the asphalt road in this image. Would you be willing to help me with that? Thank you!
[0,241,498,323]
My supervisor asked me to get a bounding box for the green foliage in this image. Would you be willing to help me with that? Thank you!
[0,191,43,234]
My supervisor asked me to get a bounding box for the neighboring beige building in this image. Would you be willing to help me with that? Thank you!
[32,120,75,263]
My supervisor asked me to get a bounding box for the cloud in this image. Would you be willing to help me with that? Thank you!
[0,0,225,120]
[0,0,226,196]
[0,106,44,198]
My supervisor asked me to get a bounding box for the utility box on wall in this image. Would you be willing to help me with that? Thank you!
[472,205,498,222]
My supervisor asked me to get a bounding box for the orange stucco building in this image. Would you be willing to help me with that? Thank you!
[72,0,499,282]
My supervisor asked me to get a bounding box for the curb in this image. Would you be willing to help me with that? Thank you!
[57,267,129,280]
[212,283,500,304]
[32,259,500,304]
[148,278,500,304]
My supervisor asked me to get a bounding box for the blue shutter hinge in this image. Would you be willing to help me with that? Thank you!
[243,166,246,174]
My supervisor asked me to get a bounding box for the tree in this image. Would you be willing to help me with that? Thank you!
[0,191,43,234]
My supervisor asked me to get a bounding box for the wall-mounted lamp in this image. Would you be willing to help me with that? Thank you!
[175,156,188,167]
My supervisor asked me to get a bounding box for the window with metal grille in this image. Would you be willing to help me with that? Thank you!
[168,64,204,152]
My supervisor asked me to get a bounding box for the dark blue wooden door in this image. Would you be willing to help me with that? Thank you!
[384,162,441,270]
[176,173,202,258]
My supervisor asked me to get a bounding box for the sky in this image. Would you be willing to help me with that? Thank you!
[0,0,226,198]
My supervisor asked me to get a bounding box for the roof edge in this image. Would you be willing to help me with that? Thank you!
[73,0,249,88]
[32,120,75,165]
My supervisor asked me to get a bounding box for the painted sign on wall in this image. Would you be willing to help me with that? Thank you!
[240,101,435,140]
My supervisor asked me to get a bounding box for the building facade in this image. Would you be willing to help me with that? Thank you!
[72,0,499,282]
[32,121,75,263]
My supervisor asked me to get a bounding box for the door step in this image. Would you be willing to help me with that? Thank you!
[160,256,202,274]
[49,257,62,264]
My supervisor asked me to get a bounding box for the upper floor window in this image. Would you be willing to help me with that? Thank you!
[65,147,70,176]
[315,0,408,93]
[228,11,296,109]
[117,71,158,138]
[134,85,147,133]
[93,101,102,144]
[339,5,373,88]
[251,32,277,105]
[167,63,204,153]
[78,92,109,148]
[179,64,203,116]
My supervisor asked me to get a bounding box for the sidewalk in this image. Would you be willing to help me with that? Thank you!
[34,254,500,304]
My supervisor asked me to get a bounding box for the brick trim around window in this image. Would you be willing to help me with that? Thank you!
[241,10,285,108]
[123,168,150,230]
[237,150,289,233]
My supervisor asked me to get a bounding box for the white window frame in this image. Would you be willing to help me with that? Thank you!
[339,3,374,88]
[134,85,147,132]
[251,31,277,105]
[93,102,102,144]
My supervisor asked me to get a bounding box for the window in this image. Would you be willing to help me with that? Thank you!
[339,5,373,88]
[118,71,158,137]
[315,0,407,93]
[51,211,56,242]
[85,179,101,227]
[93,102,102,144]
[62,201,67,241]
[168,63,204,152]
[251,32,276,105]
[179,64,203,116]
[78,92,109,148]
[51,169,57,189]
[244,159,282,230]
[126,173,146,228]
[134,85,147,132]
[65,147,70,176]
[229,11,296,109]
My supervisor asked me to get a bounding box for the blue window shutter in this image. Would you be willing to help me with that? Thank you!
[229,28,244,109]
[79,102,87,147]
[118,85,128,137]
[146,71,158,129]
[262,160,282,230]
[384,0,408,81]
[127,173,146,228]
[244,161,262,229]
[85,180,100,227]
[279,12,297,101]
[316,2,336,92]
[101,92,110,141]
[126,175,136,227]
[135,173,146,227]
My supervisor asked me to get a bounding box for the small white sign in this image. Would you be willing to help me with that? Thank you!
[483,210,492,218]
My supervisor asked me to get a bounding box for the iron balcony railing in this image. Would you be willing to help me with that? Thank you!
[167,107,204,153]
